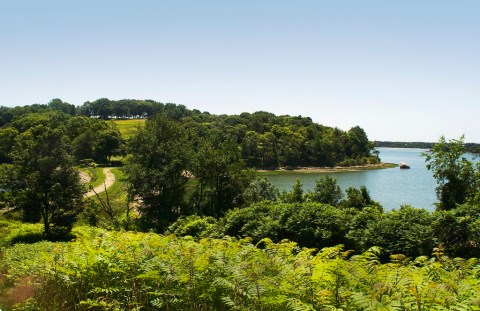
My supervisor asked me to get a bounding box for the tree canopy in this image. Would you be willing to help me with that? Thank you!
[1,125,84,239]
[423,135,478,210]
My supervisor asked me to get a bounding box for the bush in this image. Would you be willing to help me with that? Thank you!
[223,202,352,249]
[348,205,434,258]
[166,215,221,239]
[432,203,480,257]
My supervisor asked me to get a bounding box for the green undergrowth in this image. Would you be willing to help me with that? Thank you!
[0,220,44,247]
[1,226,480,310]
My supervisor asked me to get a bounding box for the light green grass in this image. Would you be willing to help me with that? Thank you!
[110,119,145,140]
[80,167,106,191]
[95,168,127,215]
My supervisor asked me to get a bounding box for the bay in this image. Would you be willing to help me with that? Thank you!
[258,148,438,211]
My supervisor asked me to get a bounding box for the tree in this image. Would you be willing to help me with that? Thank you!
[307,175,342,206]
[48,98,76,115]
[348,205,434,258]
[423,136,477,210]
[280,178,304,203]
[190,135,253,217]
[4,125,84,239]
[242,177,280,206]
[124,115,191,231]
[432,204,480,257]
[0,127,18,163]
[93,126,124,163]
[347,126,371,158]
[341,186,378,210]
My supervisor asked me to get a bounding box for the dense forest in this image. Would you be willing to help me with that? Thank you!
[0,98,378,168]
[1,98,480,310]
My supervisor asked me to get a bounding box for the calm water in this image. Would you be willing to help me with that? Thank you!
[259,148,438,211]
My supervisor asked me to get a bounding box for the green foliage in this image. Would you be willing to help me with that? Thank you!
[1,229,479,310]
[166,215,221,239]
[190,135,253,216]
[432,203,480,257]
[223,202,349,249]
[0,220,44,247]
[47,98,76,115]
[0,127,18,164]
[75,99,376,168]
[348,205,434,258]
[68,118,125,164]
[341,186,379,210]
[2,125,85,240]
[124,115,191,231]
[280,178,304,203]
[93,125,125,163]
[306,175,343,206]
[242,177,280,206]
[423,135,479,210]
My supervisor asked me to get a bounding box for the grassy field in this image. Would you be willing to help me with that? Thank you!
[110,119,145,139]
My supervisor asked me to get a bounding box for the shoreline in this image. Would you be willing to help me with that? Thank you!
[257,163,397,173]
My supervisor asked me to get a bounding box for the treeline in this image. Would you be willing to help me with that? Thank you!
[1,98,378,168]
[0,111,124,165]
[375,140,480,153]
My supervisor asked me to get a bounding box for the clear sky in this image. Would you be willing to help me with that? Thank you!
[1,0,479,142]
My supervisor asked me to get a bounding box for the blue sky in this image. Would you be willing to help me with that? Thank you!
[1,0,479,142]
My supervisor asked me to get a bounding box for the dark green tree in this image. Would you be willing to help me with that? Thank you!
[423,135,477,210]
[280,178,304,203]
[124,115,191,231]
[341,186,378,210]
[190,135,253,217]
[432,204,480,257]
[5,126,84,239]
[347,126,371,158]
[307,175,343,206]
[93,126,124,163]
[48,98,76,115]
[242,177,280,206]
[349,205,434,258]
[0,127,18,163]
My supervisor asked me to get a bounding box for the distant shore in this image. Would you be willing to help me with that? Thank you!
[257,163,397,173]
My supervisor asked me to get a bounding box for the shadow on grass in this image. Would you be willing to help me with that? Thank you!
[8,232,76,245]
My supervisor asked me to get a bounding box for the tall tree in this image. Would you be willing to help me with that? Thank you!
[190,135,253,217]
[423,136,477,210]
[308,175,343,206]
[124,115,191,231]
[281,178,304,203]
[4,125,84,239]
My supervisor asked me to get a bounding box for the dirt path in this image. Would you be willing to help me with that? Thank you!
[85,168,116,197]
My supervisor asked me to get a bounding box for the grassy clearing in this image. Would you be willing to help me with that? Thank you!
[110,119,145,140]
[94,168,127,216]
[80,167,106,190]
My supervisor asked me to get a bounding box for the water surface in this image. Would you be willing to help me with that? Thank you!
[259,148,438,211]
